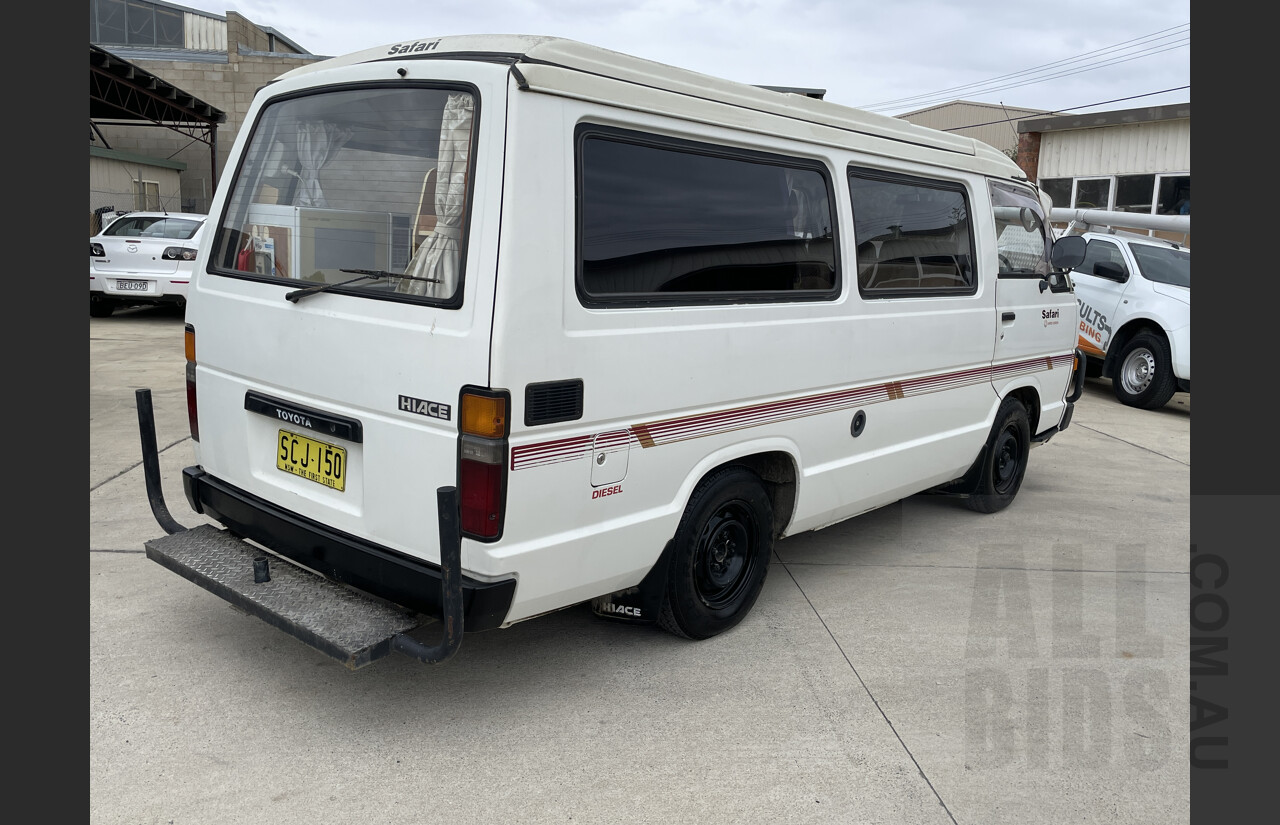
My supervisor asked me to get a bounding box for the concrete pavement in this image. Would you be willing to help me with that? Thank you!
[90,304,1190,825]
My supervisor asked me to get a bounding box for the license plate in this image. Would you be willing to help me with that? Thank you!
[117,279,149,291]
[276,430,347,491]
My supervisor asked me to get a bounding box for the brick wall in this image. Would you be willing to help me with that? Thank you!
[1016,131,1041,183]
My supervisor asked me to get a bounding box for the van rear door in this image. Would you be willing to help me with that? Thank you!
[186,69,504,567]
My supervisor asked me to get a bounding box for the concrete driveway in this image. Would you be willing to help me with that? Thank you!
[90,305,1189,825]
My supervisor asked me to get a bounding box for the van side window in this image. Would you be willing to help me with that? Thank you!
[576,127,839,306]
[989,179,1051,277]
[848,168,976,297]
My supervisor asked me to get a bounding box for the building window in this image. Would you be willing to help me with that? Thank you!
[576,127,839,305]
[1039,174,1189,218]
[848,167,975,296]
[1039,178,1072,211]
[134,179,160,211]
[90,0,184,47]
[1157,175,1191,215]
[1115,174,1157,214]
[1073,178,1112,210]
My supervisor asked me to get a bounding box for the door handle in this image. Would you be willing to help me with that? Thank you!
[1002,312,1016,322]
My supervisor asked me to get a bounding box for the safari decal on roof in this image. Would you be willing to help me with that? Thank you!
[387,40,442,55]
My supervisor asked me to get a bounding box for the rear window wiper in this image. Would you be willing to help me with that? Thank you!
[285,269,442,303]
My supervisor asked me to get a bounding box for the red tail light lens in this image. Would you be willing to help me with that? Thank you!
[458,390,509,541]
[185,324,198,442]
[459,458,502,538]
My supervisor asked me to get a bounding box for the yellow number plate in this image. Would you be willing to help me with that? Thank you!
[276,430,347,491]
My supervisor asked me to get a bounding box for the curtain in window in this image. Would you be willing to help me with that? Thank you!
[398,94,473,298]
[295,121,351,208]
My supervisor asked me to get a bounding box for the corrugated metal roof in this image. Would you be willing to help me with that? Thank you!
[898,99,1049,119]
[1017,104,1190,133]
[101,46,229,64]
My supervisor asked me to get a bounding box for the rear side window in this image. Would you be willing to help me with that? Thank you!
[849,167,975,297]
[1076,239,1129,281]
[105,217,202,240]
[576,127,839,306]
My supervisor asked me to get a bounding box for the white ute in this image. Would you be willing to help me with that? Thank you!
[1055,212,1190,409]
[135,35,1089,668]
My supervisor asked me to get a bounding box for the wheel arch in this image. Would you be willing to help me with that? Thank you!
[1103,319,1168,379]
[679,442,799,540]
[991,381,1041,435]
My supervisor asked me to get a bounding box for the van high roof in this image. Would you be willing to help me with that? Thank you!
[273,34,1022,179]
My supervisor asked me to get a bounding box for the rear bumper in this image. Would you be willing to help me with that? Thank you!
[182,466,516,632]
[90,269,191,302]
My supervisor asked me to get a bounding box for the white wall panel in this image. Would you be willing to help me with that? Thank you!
[1038,120,1190,177]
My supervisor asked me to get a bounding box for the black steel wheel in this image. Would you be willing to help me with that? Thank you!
[965,396,1031,514]
[659,466,773,640]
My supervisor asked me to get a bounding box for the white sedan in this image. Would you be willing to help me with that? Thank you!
[90,212,206,317]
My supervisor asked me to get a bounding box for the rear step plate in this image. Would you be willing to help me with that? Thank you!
[146,524,422,669]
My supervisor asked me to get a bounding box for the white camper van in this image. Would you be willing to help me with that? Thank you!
[138,35,1088,668]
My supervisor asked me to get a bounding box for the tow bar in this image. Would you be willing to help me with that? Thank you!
[135,388,465,666]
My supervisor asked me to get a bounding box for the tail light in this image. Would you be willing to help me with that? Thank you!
[164,246,199,261]
[185,324,199,441]
[90,242,104,257]
[458,388,509,540]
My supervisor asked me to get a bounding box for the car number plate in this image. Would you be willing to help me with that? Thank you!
[117,279,150,291]
[276,430,347,491]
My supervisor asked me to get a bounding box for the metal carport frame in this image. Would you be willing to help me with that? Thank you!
[90,44,226,190]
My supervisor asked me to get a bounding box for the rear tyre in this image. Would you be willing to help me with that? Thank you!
[1113,330,1176,409]
[965,396,1031,514]
[89,297,116,318]
[659,467,773,640]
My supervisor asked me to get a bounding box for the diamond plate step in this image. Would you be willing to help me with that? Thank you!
[145,524,423,670]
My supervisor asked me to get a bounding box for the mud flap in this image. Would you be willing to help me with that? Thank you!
[591,540,674,626]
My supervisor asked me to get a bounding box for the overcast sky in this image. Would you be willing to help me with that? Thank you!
[210,0,1189,118]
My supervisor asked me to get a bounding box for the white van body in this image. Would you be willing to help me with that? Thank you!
[1067,228,1190,409]
[144,35,1086,664]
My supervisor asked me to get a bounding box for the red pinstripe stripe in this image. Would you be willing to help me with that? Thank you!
[509,353,1072,470]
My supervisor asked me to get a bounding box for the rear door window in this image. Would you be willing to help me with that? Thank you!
[210,85,478,306]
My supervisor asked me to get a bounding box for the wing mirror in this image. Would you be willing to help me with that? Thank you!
[1050,235,1087,271]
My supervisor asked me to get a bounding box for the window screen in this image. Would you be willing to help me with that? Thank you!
[576,128,838,305]
[849,168,975,296]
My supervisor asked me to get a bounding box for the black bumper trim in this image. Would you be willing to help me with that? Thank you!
[182,467,515,632]
[1032,401,1073,444]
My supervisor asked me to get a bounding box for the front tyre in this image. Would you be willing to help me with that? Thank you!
[1113,330,1176,409]
[965,396,1031,514]
[659,467,773,640]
